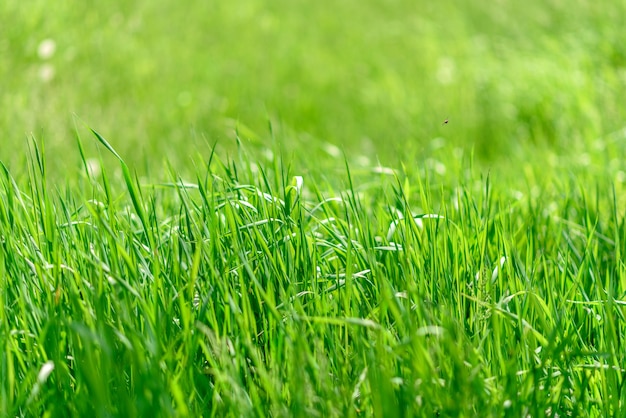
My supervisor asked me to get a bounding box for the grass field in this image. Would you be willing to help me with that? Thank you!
[2,0,626,416]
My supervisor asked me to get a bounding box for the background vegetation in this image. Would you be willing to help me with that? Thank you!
[1,0,626,416]
[2,0,625,171]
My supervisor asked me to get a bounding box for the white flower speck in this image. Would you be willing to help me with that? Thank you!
[86,158,101,177]
[39,64,55,82]
[37,39,56,60]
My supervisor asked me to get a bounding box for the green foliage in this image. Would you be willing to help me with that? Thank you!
[2,0,626,416]
[1,132,626,416]
[1,0,625,171]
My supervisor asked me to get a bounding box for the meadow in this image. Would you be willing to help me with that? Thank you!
[1,0,626,416]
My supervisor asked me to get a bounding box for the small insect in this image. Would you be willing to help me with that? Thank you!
[442,117,449,126]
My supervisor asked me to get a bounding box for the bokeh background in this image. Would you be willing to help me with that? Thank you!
[1,0,625,175]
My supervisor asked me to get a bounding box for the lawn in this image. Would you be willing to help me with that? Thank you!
[1,0,626,416]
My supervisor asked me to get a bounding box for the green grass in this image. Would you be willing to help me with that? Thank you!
[2,132,626,416]
[2,0,626,416]
[2,0,625,171]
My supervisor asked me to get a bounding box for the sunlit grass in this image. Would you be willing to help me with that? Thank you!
[2,0,626,416]
[1,129,626,416]
[1,0,625,173]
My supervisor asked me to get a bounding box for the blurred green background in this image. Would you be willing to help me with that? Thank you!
[1,0,625,174]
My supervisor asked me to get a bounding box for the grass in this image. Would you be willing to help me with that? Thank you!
[2,0,625,171]
[2,0,626,416]
[2,132,626,416]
